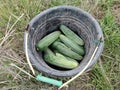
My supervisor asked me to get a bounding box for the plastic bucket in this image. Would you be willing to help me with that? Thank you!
[24,6,104,77]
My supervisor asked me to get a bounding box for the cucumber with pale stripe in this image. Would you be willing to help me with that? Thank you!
[36,31,61,51]
[59,35,85,55]
[52,41,82,60]
[44,48,78,69]
[60,25,84,45]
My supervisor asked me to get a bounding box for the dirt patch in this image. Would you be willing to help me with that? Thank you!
[111,2,120,24]
[92,6,105,20]
[53,73,94,90]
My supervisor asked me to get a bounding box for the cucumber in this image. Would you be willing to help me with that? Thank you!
[55,51,79,64]
[36,31,61,51]
[44,48,55,62]
[52,41,82,60]
[56,38,61,42]
[66,57,79,64]
[44,48,54,56]
[59,35,85,55]
[54,51,80,64]
[60,25,84,45]
[55,53,79,69]
[44,48,78,69]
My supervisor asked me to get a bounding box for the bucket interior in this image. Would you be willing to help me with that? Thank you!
[30,16,97,71]
[26,6,103,77]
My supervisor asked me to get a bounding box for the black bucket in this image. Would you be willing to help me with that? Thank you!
[24,6,104,77]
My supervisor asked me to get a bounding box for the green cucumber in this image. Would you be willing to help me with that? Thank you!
[44,48,78,69]
[60,25,84,45]
[59,35,85,55]
[66,57,79,64]
[52,41,82,60]
[36,31,61,51]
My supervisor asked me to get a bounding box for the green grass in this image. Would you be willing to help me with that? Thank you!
[0,0,120,90]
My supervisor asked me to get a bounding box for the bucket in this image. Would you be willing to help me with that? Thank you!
[24,6,104,77]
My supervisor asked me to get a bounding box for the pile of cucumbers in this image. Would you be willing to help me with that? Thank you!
[36,25,85,69]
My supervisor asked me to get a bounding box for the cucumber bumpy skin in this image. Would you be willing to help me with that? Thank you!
[52,41,83,60]
[66,56,79,64]
[44,48,78,69]
[36,31,61,51]
[59,35,85,55]
[60,25,84,45]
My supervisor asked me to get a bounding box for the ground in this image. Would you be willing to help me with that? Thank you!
[0,0,120,90]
